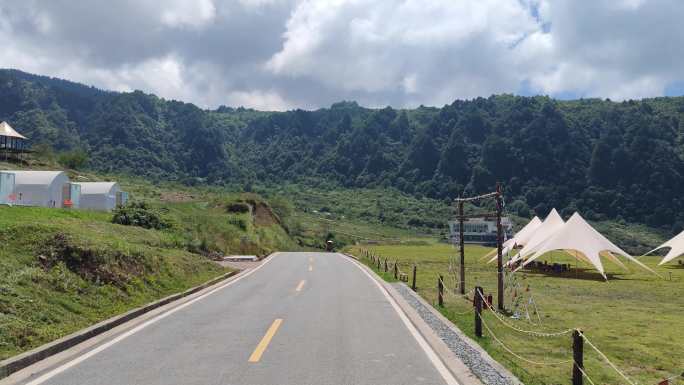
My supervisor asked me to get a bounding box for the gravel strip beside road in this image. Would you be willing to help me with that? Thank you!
[392,283,514,385]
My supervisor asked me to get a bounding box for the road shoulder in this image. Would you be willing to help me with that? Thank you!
[349,256,521,385]
[0,254,276,385]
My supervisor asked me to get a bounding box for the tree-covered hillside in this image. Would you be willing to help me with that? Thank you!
[2,69,684,230]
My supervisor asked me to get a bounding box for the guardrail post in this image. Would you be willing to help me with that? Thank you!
[438,275,444,307]
[475,286,483,337]
[411,265,417,291]
[394,261,398,279]
[573,329,584,385]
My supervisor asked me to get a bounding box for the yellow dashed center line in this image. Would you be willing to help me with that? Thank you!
[295,280,306,291]
[248,319,283,363]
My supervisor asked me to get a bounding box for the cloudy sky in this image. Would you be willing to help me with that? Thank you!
[1,0,683,110]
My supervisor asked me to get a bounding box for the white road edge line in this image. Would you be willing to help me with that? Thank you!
[23,253,280,385]
[341,254,460,385]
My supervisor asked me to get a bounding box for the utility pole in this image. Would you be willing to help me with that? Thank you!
[495,182,504,311]
[458,200,465,295]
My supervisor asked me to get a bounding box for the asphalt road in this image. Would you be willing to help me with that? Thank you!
[19,252,454,385]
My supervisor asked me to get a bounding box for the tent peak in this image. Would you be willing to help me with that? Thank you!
[0,121,27,140]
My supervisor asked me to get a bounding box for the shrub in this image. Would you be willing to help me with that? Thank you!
[112,202,170,230]
[228,217,248,231]
[57,149,89,170]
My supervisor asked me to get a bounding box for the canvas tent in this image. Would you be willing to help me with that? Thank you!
[76,182,127,211]
[642,230,684,265]
[509,209,565,263]
[515,212,657,279]
[486,216,542,263]
[4,171,78,208]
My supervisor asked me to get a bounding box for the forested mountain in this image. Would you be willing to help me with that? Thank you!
[2,69,684,230]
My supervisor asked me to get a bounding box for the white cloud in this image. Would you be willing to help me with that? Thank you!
[226,89,293,110]
[2,0,684,109]
[266,0,541,104]
[238,0,286,8]
[521,0,684,100]
[160,0,216,28]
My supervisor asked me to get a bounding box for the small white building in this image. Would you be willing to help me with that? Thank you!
[75,182,127,211]
[3,170,80,208]
[0,171,15,204]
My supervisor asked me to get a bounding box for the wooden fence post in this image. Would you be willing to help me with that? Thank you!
[475,286,483,337]
[411,265,417,291]
[377,256,381,270]
[572,330,584,385]
[438,275,444,307]
[384,259,388,273]
[394,261,398,279]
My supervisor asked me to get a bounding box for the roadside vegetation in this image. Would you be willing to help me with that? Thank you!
[261,184,447,249]
[0,160,299,360]
[346,240,683,385]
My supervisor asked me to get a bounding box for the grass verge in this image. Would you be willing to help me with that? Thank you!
[347,239,683,385]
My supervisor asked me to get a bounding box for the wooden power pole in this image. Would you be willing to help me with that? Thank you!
[458,200,465,295]
[495,182,504,311]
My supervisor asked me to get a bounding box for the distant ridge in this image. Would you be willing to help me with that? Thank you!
[2,68,684,229]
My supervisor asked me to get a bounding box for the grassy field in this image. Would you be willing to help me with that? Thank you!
[346,239,684,385]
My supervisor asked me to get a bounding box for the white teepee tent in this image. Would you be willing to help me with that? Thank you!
[486,216,542,263]
[642,230,684,265]
[509,209,565,263]
[515,212,657,279]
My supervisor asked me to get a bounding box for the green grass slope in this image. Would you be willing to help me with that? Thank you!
[0,206,226,360]
[0,163,299,360]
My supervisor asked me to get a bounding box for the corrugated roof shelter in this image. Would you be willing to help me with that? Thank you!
[75,182,128,211]
[3,171,78,208]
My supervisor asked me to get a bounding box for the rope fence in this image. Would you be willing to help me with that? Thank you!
[476,290,575,338]
[358,247,680,385]
[480,313,573,366]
